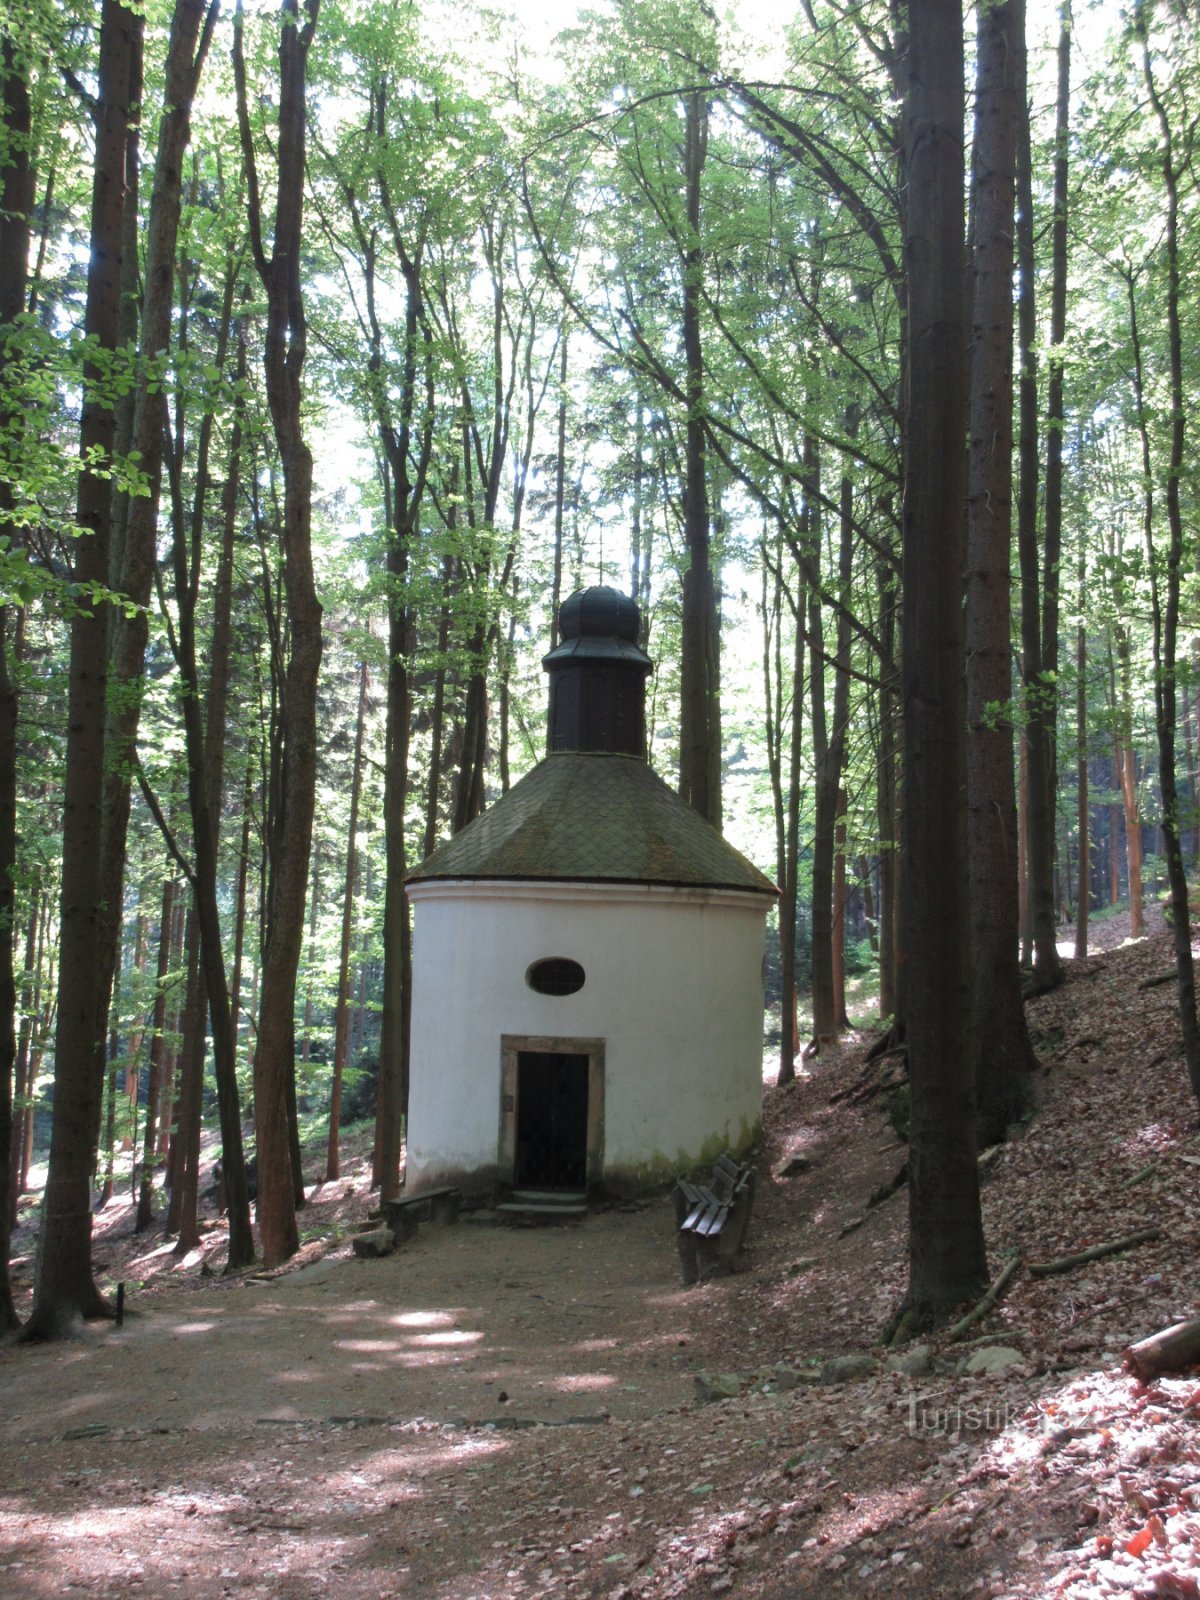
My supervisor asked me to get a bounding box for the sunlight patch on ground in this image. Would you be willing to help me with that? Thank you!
[330,1338,409,1354]
[549,1372,618,1393]
[129,1240,183,1269]
[760,1050,816,1087]
[404,1330,484,1348]
[391,1310,461,1329]
[1131,1122,1178,1150]
[169,1320,217,1336]
[570,1337,617,1353]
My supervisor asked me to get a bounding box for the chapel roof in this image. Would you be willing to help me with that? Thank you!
[407,751,776,896]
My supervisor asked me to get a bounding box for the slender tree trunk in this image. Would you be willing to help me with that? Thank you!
[8,872,39,1235]
[832,794,849,1027]
[893,0,987,1336]
[168,915,203,1250]
[1015,8,1063,995]
[230,750,254,1075]
[830,451,855,1032]
[808,580,835,1047]
[0,31,33,1330]
[99,986,120,1209]
[422,551,453,860]
[377,604,413,1200]
[136,878,176,1232]
[551,335,569,649]
[967,0,1038,1146]
[1132,0,1200,1100]
[1075,546,1090,959]
[326,664,368,1182]
[235,0,323,1267]
[1114,629,1146,936]
[875,557,899,1022]
[772,555,805,1087]
[678,90,721,828]
[0,611,18,1330]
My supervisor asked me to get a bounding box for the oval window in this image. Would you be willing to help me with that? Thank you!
[527,957,586,996]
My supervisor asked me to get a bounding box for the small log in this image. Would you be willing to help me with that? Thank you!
[1118,1163,1160,1192]
[1123,1315,1200,1382]
[1138,971,1177,991]
[1029,1227,1161,1278]
[948,1253,1022,1341]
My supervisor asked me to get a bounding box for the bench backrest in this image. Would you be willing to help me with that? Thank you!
[712,1152,750,1203]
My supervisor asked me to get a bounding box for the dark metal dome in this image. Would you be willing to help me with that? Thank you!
[558,586,641,644]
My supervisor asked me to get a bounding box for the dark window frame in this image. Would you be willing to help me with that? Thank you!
[526,956,586,996]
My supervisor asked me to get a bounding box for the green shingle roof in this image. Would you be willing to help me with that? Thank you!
[408,752,776,896]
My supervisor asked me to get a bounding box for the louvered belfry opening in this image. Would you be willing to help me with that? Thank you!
[543,586,652,758]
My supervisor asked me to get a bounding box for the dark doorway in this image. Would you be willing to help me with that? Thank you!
[515,1051,589,1189]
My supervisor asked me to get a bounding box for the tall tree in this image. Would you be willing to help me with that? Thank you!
[1017,7,1069,995]
[677,87,721,827]
[891,0,987,1337]
[235,0,323,1267]
[23,0,141,1340]
[966,0,1038,1145]
[1131,0,1200,1104]
[0,27,35,1332]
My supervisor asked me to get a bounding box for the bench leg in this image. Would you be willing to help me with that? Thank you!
[677,1229,699,1287]
[383,1206,420,1242]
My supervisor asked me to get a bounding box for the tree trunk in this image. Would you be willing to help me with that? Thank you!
[809,570,836,1048]
[1114,629,1146,936]
[0,611,18,1329]
[830,451,856,1032]
[966,0,1038,1146]
[24,0,140,1340]
[0,30,34,1332]
[96,0,215,1252]
[1132,0,1200,1102]
[875,556,899,1022]
[8,871,39,1235]
[168,914,203,1252]
[678,90,721,829]
[1014,8,1062,995]
[136,878,176,1232]
[326,663,368,1182]
[893,0,987,1336]
[768,543,805,1087]
[236,0,323,1268]
[1075,545,1090,960]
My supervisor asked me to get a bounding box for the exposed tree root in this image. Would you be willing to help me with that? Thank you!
[948,1253,1022,1340]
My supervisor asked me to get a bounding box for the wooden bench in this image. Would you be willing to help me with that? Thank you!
[382,1186,462,1242]
[673,1154,756,1285]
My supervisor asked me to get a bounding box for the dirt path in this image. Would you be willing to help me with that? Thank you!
[4,930,1200,1600]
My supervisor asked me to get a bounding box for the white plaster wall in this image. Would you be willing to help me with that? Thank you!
[404,879,769,1194]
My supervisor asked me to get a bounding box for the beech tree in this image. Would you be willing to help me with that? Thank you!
[234,0,323,1268]
[23,0,141,1339]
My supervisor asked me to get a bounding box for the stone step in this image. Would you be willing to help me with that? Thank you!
[495,1192,588,1226]
[509,1188,587,1206]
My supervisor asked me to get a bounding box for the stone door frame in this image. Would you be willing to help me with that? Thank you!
[498,1034,606,1192]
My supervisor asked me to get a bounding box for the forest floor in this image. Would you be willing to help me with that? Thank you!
[4,910,1200,1600]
